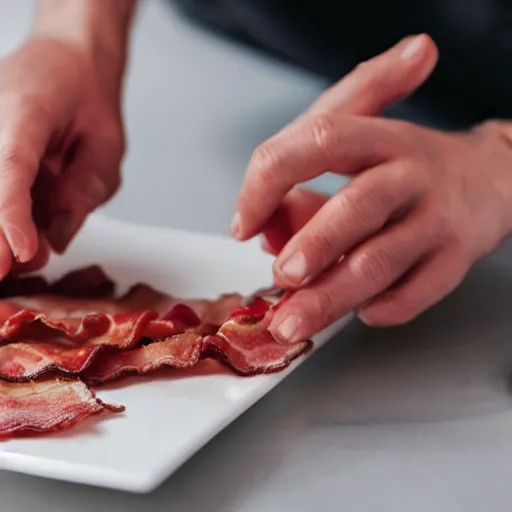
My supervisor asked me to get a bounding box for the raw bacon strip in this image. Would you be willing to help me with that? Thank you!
[0,377,123,439]
[203,315,312,375]
[0,305,201,381]
[84,332,203,384]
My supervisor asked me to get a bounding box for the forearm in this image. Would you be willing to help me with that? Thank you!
[31,0,138,102]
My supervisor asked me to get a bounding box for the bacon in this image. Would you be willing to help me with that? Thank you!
[84,332,204,384]
[203,314,312,375]
[0,377,123,439]
[0,265,114,300]
[0,267,312,439]
[0,305,202,381]
[85,299,310,383]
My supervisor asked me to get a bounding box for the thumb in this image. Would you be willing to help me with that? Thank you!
[307,34,439,117]
[44,140,121,253]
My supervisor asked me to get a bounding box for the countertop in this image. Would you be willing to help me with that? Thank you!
[2,1,512,510]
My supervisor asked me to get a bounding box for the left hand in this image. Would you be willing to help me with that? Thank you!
[231,34,512,343]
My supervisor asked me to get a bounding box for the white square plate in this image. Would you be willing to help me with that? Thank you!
[0,215,352,493]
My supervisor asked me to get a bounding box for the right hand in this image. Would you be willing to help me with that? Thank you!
[0,36,125,277]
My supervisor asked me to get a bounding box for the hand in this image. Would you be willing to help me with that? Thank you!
[0,36,124,277]
[232,34,512,342]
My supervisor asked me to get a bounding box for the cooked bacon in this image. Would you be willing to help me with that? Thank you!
[0,377,123,439]
[85,299,310,383]
[203,314,312,375]
[84,332,204,384]
[0,305,202,381]
[0,267,312,439]
[0,265,114,300]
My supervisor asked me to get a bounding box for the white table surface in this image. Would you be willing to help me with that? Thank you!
[2,1,512,510]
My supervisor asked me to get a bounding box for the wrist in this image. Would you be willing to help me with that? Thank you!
[31,0,137,103]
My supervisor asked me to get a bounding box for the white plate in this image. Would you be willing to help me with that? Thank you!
[0,215,352,493]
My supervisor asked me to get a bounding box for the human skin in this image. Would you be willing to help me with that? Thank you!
[232,35,512,342]
[0,9,510,342]
[0,0,136,278]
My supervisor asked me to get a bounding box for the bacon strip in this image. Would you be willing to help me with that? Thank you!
[203,316,312,375]
[0,377,123,439]
[84,332,204,384]
[0,305,202,381]
[85,299,310,383]
[0,267,312,439]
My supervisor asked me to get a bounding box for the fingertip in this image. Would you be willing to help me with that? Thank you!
[12,233,50,275]
[268,306,306,345]
[399,33,439,72]
[46,211,77,253]
[230,211,243,240]
[4,221,39,263]
[419,33,439,60]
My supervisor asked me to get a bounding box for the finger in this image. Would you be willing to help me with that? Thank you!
[233,115,403,240]
[45,138,122,253]
[357,248,470,327]
[11,232,50,275]
[261,187,330,256]
[268,208,440,343]
[0,102,52,262]
[307,34,438,117]
[273,162,423,287]
[0,231,14,280]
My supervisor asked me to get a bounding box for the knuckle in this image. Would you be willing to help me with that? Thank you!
[311,288,338,326]
[348,247,395,288]
[337,186,374,224]
[0,93,54,129]
[306,114,334,152]
[423,201,455,247]
[250,142,281,177]
[307,228,337,262]
[0,142,34,175]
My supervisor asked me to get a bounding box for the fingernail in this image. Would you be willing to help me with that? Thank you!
[47,212,75,253]
[271,314,301,344]
[231,212,241,239]
[277,252,307,283]
[400,34,425,60]
[4,223,30,263]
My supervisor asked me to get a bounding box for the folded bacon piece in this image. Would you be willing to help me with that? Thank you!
[203,314,312,375]
[0,377,123,439]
